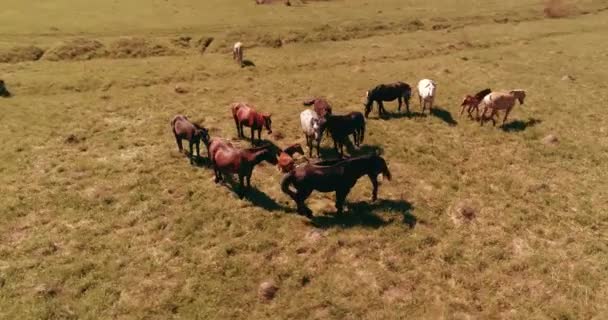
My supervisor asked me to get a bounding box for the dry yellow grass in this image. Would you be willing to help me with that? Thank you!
[1,0,608,319]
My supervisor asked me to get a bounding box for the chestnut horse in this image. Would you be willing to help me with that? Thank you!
[170,115,210,165]
[364,82,412,118]
[209,139,278,198]
[281,154,392,217]
[278,143,305,173]
[320,112,365,157]
[303,97,332,117]
[231,102,272,144]
[460,88,492,119]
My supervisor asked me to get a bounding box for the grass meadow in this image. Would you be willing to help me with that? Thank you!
[1,0,608,319]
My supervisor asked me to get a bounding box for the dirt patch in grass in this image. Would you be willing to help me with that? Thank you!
[0,45,45,63]
[106,37,175,59]
[42,38,106,61]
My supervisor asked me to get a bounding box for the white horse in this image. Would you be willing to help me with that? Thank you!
[300,109,322,157]
[417,79,437,113]
[233,42,243,67]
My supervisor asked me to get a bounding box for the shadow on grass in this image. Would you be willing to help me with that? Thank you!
[501,118,542,132]
[242,59,256,68]
[311,199,415,229]
[430,106,458,126]
[219,174,287,211]
[376,111,427,120]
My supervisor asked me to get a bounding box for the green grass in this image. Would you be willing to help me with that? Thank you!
[1,0,608,319]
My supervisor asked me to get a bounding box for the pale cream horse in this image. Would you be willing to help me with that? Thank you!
[479,90,526,126]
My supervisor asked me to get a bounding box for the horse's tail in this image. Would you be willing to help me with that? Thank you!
[280,171,297,198]
[302,98,315,106]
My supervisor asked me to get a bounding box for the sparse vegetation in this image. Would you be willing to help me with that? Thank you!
[1,0,608,319]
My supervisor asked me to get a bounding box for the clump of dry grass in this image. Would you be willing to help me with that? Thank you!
[0,45,45,63]
[106,37,175,59]
[42,38,106,61]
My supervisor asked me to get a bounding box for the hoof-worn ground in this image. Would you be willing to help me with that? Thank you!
[1,0,608,319]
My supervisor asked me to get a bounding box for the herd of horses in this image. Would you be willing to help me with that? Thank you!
[171,78,526,218]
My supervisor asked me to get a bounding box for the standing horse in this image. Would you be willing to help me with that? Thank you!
[277,143,305,173]
[300,109,323,157]
[281,154,392,217]
[303,97,332,117]
[233,42,243,67]
[364,82,412,118]
[231,102,272,145]
[417,79,437,114]
[479,90,526,126]
[209,139,278,198]
[321,112,365,157]
[170,115,210,165]
[460,88,492,119]
[0,80,10,97]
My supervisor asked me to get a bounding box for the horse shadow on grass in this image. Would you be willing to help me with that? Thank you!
[378,111,427,120]
[311,198,416,229]
[501,118,542,132]
[219,174,286,211]
[241,60,256,68]
[430,106,458,126]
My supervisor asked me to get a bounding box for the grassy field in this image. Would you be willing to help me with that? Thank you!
[1,0,608,319]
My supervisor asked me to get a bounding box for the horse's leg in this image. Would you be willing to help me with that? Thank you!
[429,98,434,112]
[195,141,201,162]
[251,127,255,144]
[238,174,246,199]
[460,104,466,117]
[258,129,261,143]
[502,107,512,126]
[188,140,194,164]
[296,188,314,217]
[378,101,385,116]
[491,110,497,126]
[479,107,487,126]
[398,97,402,112]
[174,134,183,152]
[419,95,423,112]
[368,174,379,202]
[335,188,349,214]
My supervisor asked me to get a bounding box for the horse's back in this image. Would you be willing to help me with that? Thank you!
[171,115,195,137]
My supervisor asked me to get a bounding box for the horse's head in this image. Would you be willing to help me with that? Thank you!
[263,114,272,134]
[511,90,526,105]
[262,149,279,165]
[460,95,475,107]
[374,155,392,181]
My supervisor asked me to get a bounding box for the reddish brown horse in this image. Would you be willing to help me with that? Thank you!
[281,154,392,217]
[277,143,305,173]
[231,102,272,144]
[320,112,366,157]
[460,88,492,119]
[171,115,210,165]
[364,82,412,118]
[303,97,332,118]
[209,138,278,198]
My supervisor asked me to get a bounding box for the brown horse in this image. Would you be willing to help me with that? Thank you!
[209,139,278,198]
[231,102,272,144]
[171,115,210,165]
[281,154,392,217]
[320,112,365,157]
[364,82,412,118]
[303,97,332,117]
[277,143,305,173]
[460,88,492,119]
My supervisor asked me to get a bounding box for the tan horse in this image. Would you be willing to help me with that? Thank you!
[479,90,526,126]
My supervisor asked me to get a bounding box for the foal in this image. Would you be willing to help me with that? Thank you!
[170,115,210,165]
[281,154,392,217]
[231,102,272,145]
[277,143,305,173]
[460,88,492,119]
[364,82,412,118]
[321,112,366,157]
[209,139,278,198]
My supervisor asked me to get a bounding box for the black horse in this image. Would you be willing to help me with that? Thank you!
[0,80,10,97]
[364,82,412,118]
[281,154,392,217]
[320,112,365,157]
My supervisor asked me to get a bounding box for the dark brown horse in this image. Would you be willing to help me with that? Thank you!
[0,80,10,97]
[281,154,392,217]
[460,88,491,119]
[278,143,305,173]
[303,97,332,118]
[231,102,272,144]
[320,112,365,157]
[364,82,412,118]
[171,115,210,165]
[209,139,278,198]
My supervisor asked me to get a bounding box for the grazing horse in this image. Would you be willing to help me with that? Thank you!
[303,97,332,117]
[417,79,437,113]
[231,102,272,144]
[0,80,10,97]
[479,90,526,126]
[209,139,278,198]
[233,42,243,67]
[460,88,492,119]
[277,143,305,173]
[300,109,323,157]
[364,82,412,118]
[281,154,392,217]
[170,115,210,165]
[321,112,365,158]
